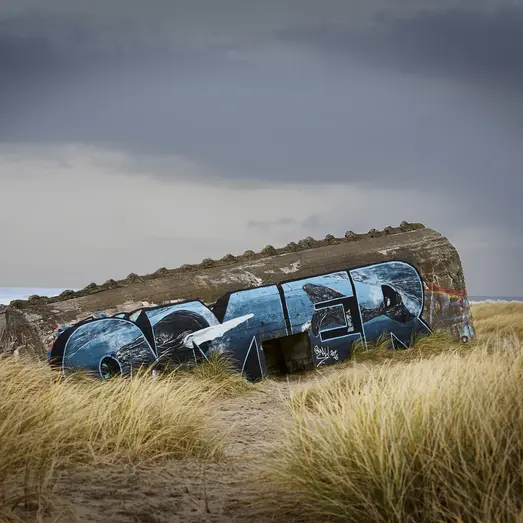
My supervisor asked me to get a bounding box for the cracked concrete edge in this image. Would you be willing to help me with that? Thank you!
[9,221,425,308]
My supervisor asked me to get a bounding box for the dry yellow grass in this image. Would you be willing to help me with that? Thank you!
[347,330,464,366]
[0,352,249,516]
[471,300,523,341]
[2,301,522,521]
[259,302,523,522]
[178,350,252,397]
[334,301,523,368]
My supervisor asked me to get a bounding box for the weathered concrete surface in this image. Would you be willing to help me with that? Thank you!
[0,312,6,347]
[3,223,472,355]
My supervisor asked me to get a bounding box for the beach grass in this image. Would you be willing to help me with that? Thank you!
[258,302,523,522]
[0,355,241,516]
[2,301,523,521]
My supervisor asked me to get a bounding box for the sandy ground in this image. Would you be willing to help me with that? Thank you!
[37,374,318,523]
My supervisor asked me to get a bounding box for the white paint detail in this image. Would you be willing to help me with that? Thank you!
[183,313,254,346]
[194,275,211,287]
[390,332,409,350]
[301,321,312,332]
[313,345,339,366]
[140,301,157,308]
[197,346,209,361]
[256,338,264,378]
[235,262,266,270]
[242,336,263,376]
[280,261,301,274]
[241,337,255,373]
[210,271,263,287]
[235,271,263,286]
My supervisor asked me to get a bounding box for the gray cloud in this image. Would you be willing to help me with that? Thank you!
[247,214,324,233]
[278,6,523,88]
[0,144,459,286]
[248,217,298,231]
[0,1,521,295]
[2,5,522,186]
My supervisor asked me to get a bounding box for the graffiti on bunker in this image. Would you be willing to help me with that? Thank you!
[349,261,431,349]
[281,271,363,367]
[49,260,474,381]
[424,282,475,342]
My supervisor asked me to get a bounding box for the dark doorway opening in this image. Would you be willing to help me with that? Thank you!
[262,332,314,375]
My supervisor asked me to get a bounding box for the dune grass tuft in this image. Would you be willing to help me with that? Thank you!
[338,300,521,368]
[261,333,523,522]
[178,350,252,397]
[471,300,523,341]
[0,356,226,513]
[347,330,467,367]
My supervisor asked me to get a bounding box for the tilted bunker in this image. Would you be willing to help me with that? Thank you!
[1,222,475,380]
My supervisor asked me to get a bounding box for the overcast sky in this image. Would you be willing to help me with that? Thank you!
[1,0,522,296]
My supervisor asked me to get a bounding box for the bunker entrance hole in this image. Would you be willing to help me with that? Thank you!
[262,332,314,376]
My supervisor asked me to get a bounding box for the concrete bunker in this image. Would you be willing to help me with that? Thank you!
[3,223,476,381]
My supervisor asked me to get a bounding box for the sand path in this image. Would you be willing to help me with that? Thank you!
[46,375,314,523]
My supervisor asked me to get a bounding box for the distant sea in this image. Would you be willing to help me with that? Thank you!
[0,288,78,305]
[468,296,523,304]
[1,288,522,306]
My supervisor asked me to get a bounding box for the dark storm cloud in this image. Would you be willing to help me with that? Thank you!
[0,15,238,137]
[2,4,522,194]
[278,6,523,89]
[0,1,521,295]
